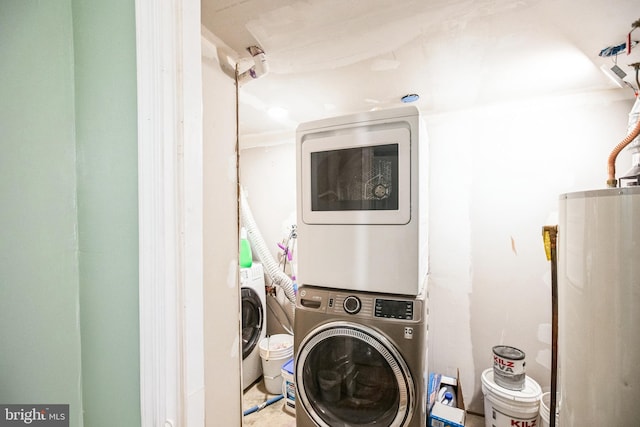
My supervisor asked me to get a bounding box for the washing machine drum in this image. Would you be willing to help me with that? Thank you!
[296,322,415,427]
[241,287,264,360]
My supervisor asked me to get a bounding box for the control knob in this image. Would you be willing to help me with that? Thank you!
[343,296,361,314]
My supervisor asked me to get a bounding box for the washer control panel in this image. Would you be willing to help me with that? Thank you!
[375,298,414,320]
[298,286,423,322]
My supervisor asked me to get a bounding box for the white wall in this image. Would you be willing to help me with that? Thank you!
[426,90,632,412]
[240,139,297,337]
[202,33,242,426]
[239,89,634,414]
[239,141,297,269]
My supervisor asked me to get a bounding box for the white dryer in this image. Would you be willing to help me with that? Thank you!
[296,106,428,295]
[240,262,267,389]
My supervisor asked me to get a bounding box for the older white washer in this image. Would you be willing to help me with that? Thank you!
[294,285,428,427]
[241,262,267,389]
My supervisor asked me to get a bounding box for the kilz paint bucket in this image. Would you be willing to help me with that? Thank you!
[481,368,541,427]
[492,345,526,390]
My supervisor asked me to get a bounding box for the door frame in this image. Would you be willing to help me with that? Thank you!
[135,0,205,425]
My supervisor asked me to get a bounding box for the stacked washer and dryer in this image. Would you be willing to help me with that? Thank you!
[294,106,429,427]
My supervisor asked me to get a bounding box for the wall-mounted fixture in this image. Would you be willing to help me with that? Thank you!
[600,63,627,88]
[217,45,269,86]
[401,93,420,103]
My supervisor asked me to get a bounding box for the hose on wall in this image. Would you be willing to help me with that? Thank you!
[608,96,640,187]
[240,187,296,321]
[607,119,640,187]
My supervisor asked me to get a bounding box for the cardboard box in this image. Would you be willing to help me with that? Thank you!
[427,370,466,427]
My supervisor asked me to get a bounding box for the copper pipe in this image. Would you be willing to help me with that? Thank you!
[607,117,640,187]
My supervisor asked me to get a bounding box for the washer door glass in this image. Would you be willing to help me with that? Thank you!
[296,322,414,427]
[241,287,263,360]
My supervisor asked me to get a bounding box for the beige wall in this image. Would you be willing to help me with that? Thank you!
[202,34,243,425]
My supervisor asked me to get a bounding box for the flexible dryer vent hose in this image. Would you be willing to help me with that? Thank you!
[607,110,640,187]
[240,188,296,318]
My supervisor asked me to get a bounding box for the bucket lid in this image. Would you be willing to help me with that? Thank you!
[282,358,294,375]
[481,368,541,403]
[493,345,525,360]
[259,334,294,358]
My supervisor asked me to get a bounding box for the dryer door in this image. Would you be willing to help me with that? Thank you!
[241,287,264,360]
[296,321,415,427]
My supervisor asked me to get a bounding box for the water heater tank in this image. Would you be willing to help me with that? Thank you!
[558,187,640,425]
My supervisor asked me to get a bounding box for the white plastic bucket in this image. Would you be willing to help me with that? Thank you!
[281,358,295,413]
[540,392,560,427]
[481,368,541,427]
[259,334,294,394]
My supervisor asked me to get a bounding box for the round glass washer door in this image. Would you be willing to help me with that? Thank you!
[241,287,263,360]
[295,321,415,427]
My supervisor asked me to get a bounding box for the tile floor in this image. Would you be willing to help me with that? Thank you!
[242,380,295,427]
[242,379,485,427]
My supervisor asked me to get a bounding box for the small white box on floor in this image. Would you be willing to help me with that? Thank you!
[428,370,466,427]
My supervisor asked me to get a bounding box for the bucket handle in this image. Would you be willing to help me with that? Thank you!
[266,336,270,359]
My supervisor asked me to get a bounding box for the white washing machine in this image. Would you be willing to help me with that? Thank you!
[294,285,428,427]
[240,262,267,390]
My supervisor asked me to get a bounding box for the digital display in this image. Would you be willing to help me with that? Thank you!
[375,299,413,319]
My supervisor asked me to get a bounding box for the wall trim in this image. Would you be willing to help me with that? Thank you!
[135,0,204,426]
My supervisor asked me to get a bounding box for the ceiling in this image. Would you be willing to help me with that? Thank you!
[202,0,639,139]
